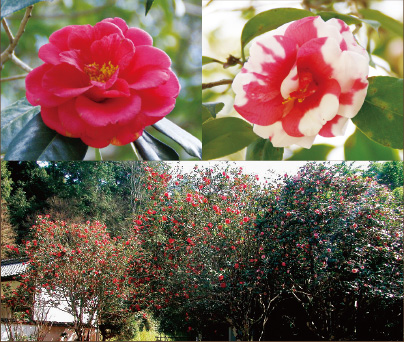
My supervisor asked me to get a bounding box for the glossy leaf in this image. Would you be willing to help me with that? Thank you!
[344,129,400,160]
[352,76,403,150]
[246,138,284,160]
[359,8,403,37]
[1,0,53,19]
[202,117,257,160]
[5,114,88,161]
[202,102,225,122]
[133,130,179,161]
[287,144,334,161]
[152,118,202,159]
[202,56,223,65]
[145,0,154,15]
[1,97,40,154]
[240,8,313,60]
[318,11,380,31]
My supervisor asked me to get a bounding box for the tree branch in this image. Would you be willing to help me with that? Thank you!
[1,6,34,68]
[11,54,33,72]
[1,74,29,82]
[2,18,14,43]
[202,79,233,90]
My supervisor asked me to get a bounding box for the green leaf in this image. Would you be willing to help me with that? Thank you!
[1,97,40,154]
[344,129,400,160]
[133,131,179,160]
[317,11,362,26]
[5,114,88,161]
[352,76,403,149]
[202,56,223,66]
[152,118,202,159]
[202,102,225,122]
[287,144,334,161]
[202,117,257,160]
[240,8,313,61]
[317,11,380,31]
[145,0,154,15]
[1,0,53,19]
[359,8,403,37]
[246,138,284,160]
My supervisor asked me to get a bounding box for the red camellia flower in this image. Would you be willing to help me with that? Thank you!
[233,16,369,148]
[26,17,180,148]
[220,282,226,288]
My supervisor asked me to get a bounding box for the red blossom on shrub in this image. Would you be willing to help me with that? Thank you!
[25,18,180,148]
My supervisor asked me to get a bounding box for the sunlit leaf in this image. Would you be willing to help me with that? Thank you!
[344,129,400,160]
[145,0,154,15]
[1,97,40,154]
[317,11,362,26]
[352,76,403,150]
[202,102,224,123]
[202,56,223,65]
[152,118,201,159]
[133,130,179,160]
[1,0,53,19]
[202,117,257,160]
[246,138,283,160]
[359,8,403,37]
[5,114,88,161]
[287,144,334,161]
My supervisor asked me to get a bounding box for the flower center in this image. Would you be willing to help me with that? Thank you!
[282,71,318,104]
[84,61,118,83]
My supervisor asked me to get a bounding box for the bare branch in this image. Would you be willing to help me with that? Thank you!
[1,6,34,68]
[11,54,33,72]
[202,79,233,90]
[1,74,28,82]
[2,18,14,43]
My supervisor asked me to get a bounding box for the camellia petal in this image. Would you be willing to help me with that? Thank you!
[76,93,141,127]
[42,64,93,98]
[26,64,69,107]
[25,18,180,148]
[41,106,65,135]
[128,68,170,90]
[125,27,153,46]
[57,99,86,138]
[232,16,369,148]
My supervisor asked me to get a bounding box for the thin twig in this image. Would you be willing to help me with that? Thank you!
[1,6,34,67]
[1,74,28,82]
[11,54,33,72]
[202,79,233,90]
[2,19,14,43]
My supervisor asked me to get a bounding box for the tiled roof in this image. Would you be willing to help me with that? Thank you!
[1,259,29,278]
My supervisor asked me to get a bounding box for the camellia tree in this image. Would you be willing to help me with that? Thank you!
[21,216,136,341]
[202,0,403,160]
[253,162,403,340]
[128,163,284,340]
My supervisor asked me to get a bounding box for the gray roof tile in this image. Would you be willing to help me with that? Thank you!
[1,259,29,278]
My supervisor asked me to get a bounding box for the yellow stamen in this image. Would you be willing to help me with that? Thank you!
[84,61,118,83]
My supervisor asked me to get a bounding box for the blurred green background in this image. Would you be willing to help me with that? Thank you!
[1,0,201,160]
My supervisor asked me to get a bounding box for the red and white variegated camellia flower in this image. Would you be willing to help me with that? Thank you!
[232,16,369,148]
[26,18,180,148]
